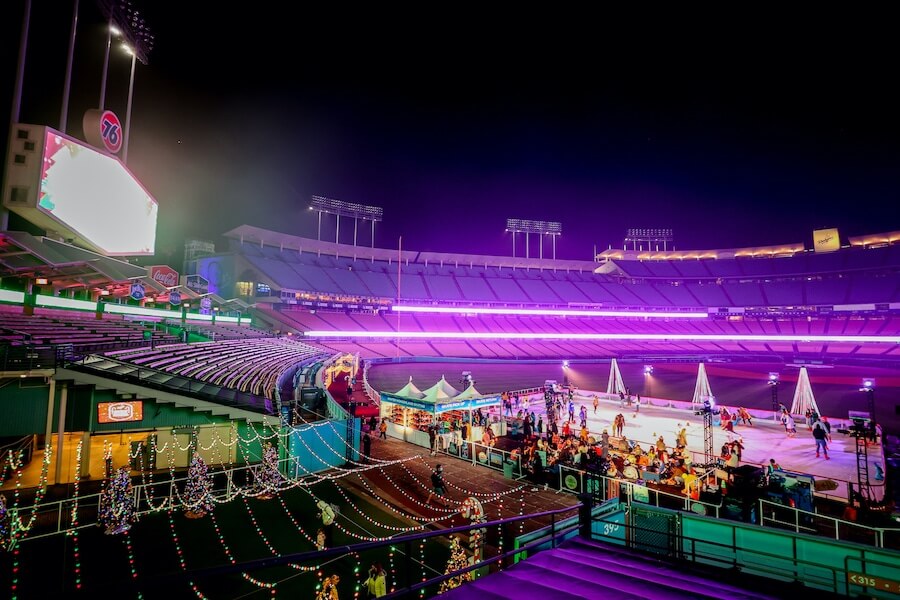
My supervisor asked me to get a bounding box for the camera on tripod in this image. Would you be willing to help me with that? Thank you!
[837,416,873,438]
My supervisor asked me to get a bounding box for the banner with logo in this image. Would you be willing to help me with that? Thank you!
[813,228,840,253]
[149,265,179,288]
[130,281,146,301]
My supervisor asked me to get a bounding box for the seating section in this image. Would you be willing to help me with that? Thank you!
[182,322,273,340]
[234,240,899,309]
[266,308,900,360]
[104,337,328,400]
[0,307,179,352]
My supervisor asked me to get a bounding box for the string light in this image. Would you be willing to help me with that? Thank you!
[165,510,210,598]
[68,440,83,590]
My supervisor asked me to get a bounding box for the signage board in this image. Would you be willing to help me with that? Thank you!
[97,401,143,423]
[149,265,179,288]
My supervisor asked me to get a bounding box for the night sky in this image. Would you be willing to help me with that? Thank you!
[3,3,900,265]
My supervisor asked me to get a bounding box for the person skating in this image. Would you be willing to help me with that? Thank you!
[812,418,831,459]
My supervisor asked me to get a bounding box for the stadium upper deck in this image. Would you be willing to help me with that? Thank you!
[204,225,900,312]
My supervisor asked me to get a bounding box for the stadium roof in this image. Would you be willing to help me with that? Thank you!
[223,224,597,270]
[0,230,150,289]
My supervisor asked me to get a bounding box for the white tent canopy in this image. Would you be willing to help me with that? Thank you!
[692,363,714,408]
[454,383,484,401]
[790,367,821,417]
[421,375,460,399]
[606,359,627,396]
[394,376,425,399]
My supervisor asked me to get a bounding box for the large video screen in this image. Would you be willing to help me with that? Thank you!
[38,132,157,255]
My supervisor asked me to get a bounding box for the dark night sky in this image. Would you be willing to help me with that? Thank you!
[3,3,900,265]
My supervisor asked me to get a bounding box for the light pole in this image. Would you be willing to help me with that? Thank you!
[98,23,120,109]
[767,372,780,421]
[122,44,137,164]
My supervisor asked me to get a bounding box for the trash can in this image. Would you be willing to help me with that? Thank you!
[503,460,515,479]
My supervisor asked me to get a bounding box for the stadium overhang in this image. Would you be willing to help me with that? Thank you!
[0,230,149,290]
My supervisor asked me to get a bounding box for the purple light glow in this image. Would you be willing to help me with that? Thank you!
[391,305,708,319]
[303,330,900,343]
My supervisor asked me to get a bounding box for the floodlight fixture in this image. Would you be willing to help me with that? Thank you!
[768,372,780,385]
[624,228,674,251]
[505,218,563,259]
[310,195,384,247]
[644,365,654,375]
[860,379,875,392]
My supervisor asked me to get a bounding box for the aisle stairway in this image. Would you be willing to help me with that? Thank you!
[440,536,804,600]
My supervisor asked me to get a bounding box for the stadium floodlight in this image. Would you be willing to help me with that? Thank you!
[624,228,674,251]
[310,195,384,247]
[506,218,562,259]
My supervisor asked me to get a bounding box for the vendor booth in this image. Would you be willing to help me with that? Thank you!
[379,376,503,449]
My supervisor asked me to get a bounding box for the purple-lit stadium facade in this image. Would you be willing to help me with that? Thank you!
[197,225,900,433]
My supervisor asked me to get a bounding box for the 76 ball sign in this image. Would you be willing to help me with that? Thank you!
[82,109,124,154]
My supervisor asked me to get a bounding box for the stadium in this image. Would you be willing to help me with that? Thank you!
[1,4,900,599]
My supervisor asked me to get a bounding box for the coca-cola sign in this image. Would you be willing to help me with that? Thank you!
[149,265,179,288]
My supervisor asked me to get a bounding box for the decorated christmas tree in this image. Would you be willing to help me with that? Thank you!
[438,536,472,593]
[0,494,11,551]
[98,466,135,535]
[255,442,283,500]
[183,452,214,518]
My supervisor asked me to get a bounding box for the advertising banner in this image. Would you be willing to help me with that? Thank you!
[813,228,840,253]
[149,265,179,288]
[97,401,144,423]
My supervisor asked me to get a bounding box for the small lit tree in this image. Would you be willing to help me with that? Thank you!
[255,443,282,500]
[0,494,11,551]
[439,536,472,593]
[98,466,135,535]
[183,453,214,518]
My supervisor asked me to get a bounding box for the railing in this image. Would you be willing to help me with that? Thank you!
[429,429,897,550]
[0,344,58,371]
[7,448,343,543]
[587,511,899,598]
[88,503,581,598]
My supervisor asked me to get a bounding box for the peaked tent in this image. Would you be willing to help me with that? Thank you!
[789,367,821,417]
[394,376,425,399]
[454,383,484,401]
[421,375,460,399]
[692,363,714,408]
[606,359,627,396]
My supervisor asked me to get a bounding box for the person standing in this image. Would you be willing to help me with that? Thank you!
[316,500,336,548]
[812,419,830,459]
[379,418,388,440]
[579,405,588,428]
[365,562,387,598]
[362,431,372,462]
[766,458,781,485]
[426,464,447,506]
[592,395,600,414]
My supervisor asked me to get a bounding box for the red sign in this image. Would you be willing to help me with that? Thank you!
[82,109,123,154]
[97,401,143,424]
[149,265,179,288]
[849,573,900,594]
